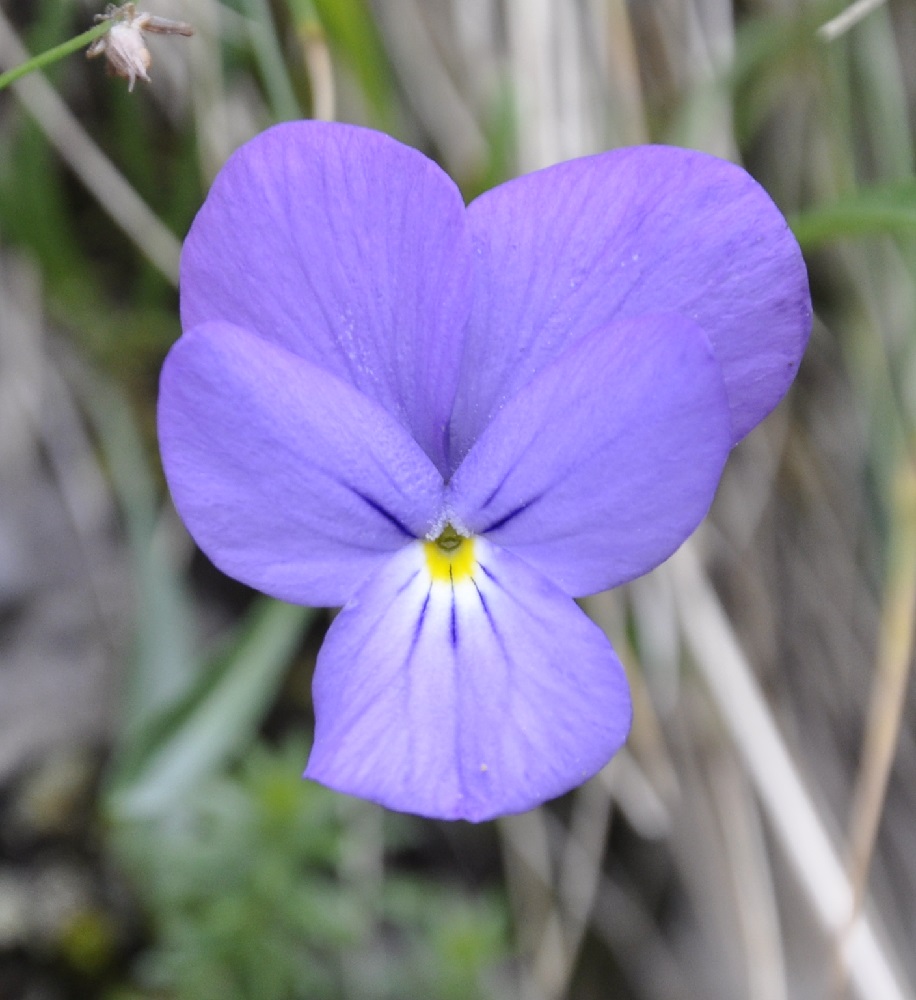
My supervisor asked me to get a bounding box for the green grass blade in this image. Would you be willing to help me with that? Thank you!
[790,179,916,249]
[107,597,313,820]
[240,0,303,121]
[288,0,396,128]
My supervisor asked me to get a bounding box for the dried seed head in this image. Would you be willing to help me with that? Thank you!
[86,3,193,92]
[87,21,151,91]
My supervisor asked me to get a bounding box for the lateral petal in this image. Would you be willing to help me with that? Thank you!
[305,537,631,821]
[158,322,445,607]
[449,145,811,462]
[180,121,473,475]
[446,313,731,597]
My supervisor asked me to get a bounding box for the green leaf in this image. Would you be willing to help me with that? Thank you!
[107,598,313,820]
[288,0,396,128]
[64,363,196,733]
[239,0,303,122]
[790,179,916,249]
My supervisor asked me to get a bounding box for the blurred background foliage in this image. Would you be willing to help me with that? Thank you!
[1,0,916,998]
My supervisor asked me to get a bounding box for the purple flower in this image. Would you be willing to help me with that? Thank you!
[158,122,811,821]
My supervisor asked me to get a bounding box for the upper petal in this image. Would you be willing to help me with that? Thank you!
[180,121,474,475]
[446,313,731,597]
[449,145,811,462]
[158,321,445,607]
[305,537,631,821]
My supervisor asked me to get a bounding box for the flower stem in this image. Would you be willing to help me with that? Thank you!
[0,20,111,92]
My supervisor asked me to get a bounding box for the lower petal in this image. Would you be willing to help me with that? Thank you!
[305,537,631,821]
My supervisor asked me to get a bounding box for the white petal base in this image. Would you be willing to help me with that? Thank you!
[305,538,631,821]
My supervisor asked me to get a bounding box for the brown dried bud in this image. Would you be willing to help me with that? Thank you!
[86,3,193,92]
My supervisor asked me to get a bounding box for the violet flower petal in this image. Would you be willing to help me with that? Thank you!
[180,121,474,475]
[158,321,445,607]
[305,537,631,821]
[449,145,811,464]
[447,313,731,597]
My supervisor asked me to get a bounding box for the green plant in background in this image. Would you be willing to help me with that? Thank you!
[113,739,509,1000]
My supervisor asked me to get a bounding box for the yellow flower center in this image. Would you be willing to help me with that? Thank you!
[424,524,475,583]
